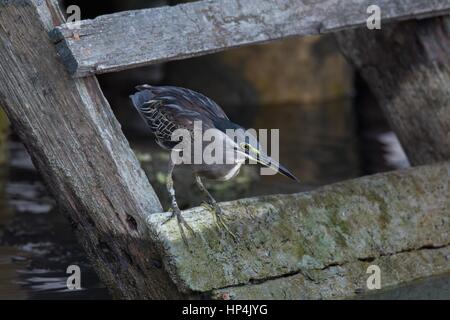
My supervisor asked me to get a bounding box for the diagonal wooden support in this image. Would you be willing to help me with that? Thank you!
[0,0,181,299]
[50,0,450,77]
[336,16,450,165]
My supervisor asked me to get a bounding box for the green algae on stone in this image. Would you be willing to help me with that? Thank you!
[146,162,450,293]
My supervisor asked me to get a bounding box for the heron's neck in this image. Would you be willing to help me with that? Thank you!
[212,118,243,134]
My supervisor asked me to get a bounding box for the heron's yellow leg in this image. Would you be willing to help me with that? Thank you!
[196,176,237,241]
[163,161,195,245]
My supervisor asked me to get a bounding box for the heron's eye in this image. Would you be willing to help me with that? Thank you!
[240,143,250,151]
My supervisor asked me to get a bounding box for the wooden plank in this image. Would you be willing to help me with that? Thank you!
[0,0,184,299]
[50,0,450,77]
[146,162,450,294]
[336,16,450,165]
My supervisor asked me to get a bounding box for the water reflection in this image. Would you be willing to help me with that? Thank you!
[0,140,109,299]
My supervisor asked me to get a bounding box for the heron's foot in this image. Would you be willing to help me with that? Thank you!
[163,207,196,246]
[201,202,237,241]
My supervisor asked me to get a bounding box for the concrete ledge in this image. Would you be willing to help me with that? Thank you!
[146,162,450,297]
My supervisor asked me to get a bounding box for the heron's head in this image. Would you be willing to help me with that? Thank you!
[231,129,299,182]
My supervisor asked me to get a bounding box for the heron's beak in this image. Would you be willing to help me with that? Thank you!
[238,147,299,182]
[257,153,299,182]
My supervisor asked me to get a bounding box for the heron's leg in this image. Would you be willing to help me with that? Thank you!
[196,176,237,240]
[163,161,195,244]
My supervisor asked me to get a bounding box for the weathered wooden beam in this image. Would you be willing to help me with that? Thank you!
[146,162,450,298]
[336,16,450,165]
[0,0,183,299]
[50,0,450,77]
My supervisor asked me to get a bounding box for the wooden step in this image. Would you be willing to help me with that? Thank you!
[50,0,450,78]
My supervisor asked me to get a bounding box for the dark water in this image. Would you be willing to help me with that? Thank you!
[0,141,109,299]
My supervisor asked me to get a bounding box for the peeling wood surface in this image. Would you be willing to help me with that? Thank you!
[0,0,183,299]
[50,0,450,77]
[336,16,450,165]
[147,163,450,295]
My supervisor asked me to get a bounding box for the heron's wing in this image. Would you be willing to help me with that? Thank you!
[135,85,229,120]
[130,88,216,149]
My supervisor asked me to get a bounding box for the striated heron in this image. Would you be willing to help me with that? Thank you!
[130,85,298,243]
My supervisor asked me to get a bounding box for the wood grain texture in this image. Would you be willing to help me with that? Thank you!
[146,162,450,295]
[0,0,183,299]
[336,16,450,165]
[50,0,450,77]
